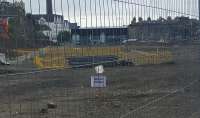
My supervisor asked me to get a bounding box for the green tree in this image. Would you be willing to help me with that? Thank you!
[147,17,151,22]
[57,31,71,43]
[8,18,25,41]
[8,18,17,40]
[131,17,136,24]
[138,17,143,23]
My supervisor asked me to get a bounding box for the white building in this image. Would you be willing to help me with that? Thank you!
[31,0,78,42]
[37,15,70,42]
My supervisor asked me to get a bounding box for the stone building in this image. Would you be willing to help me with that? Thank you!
[31,0,76,42]
[128,17,200,41]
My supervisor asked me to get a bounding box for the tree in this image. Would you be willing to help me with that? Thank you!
[158,17,165,22]
[8,18,23,41]
[167,16,172,21]
[57,31,71,43]
[147,17,151,22]
[131,17,136,24]
[138,17,143,23]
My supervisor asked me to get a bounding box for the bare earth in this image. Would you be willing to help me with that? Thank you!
[0,44,200,118]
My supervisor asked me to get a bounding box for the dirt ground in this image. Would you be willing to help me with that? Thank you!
[0,44,200,118]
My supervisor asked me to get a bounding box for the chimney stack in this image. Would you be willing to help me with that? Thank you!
[199,0,200,20]
[46,0,53,15]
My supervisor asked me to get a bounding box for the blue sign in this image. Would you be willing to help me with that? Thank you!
[91,75,107,88]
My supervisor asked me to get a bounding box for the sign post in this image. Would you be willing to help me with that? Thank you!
[91,65,107,88]
[91,75,106,88]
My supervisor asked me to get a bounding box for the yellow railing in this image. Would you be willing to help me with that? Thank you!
[34,46,173,69]
[34,56,65,69]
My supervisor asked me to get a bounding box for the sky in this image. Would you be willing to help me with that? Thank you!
[7,0,200,27]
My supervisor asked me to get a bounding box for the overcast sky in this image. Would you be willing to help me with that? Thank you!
[7,0,200,27]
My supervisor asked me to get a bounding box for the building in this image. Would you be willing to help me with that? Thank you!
[0,0,25,17]
[0,0,25,42]
[32,14,68,42]
[128,16,200,41]
[71,27,128,45]
[64,20,78,29]
[32,0,77,42]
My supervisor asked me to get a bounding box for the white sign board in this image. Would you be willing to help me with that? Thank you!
[95,65,104,74]
[91,75,107,88]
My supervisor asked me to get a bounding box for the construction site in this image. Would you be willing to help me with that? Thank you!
[0,0,200,118]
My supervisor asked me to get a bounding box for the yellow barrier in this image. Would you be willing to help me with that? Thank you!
[34,56,65,69]
[43,47,124,58]
[34,46,173,69]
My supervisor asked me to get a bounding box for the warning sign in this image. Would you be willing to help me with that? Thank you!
[91,75,107,88]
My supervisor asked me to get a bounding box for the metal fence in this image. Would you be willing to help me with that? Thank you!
[0,0,200,118]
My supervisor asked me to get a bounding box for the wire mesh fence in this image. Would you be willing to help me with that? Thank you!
[0,0,200,118]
